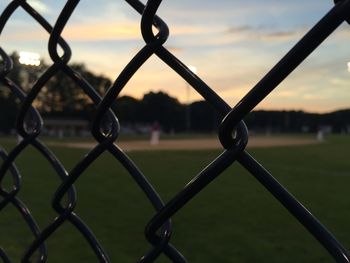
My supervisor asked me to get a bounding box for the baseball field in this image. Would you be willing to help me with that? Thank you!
[0,134,349,262]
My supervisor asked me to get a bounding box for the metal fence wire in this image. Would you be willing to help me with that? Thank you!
[0,0,350,262]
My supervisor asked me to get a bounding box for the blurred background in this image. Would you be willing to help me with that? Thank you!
[1,1,350,262]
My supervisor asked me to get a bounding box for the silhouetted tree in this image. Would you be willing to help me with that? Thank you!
[2,52,350,134]
[114,96,140,124]
[189,101,219,132]
[139,91,185,132]
[0,52,112,131]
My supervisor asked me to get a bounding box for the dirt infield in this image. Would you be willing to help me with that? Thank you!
[55,136,320,152]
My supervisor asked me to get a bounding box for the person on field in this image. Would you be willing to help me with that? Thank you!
[150,121,160,145]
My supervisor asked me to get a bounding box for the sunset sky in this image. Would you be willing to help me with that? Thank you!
[1,0,350,112]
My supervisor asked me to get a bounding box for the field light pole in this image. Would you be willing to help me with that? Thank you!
[18,51,41,143]
[19,51,41,66]
[186,65,197,132]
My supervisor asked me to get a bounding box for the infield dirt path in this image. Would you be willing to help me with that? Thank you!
[56,136,320,152]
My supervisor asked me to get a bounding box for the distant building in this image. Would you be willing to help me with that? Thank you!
[318,125,333,134]
[346,125,350,134]
[301,125,310,133]
[43,118,89,137]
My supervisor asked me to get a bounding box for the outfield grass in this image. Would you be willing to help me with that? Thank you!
[0,132,314,145]
[0,132,218,144]
[0,135,349,262]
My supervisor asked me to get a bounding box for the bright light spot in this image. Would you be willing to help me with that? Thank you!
[347,62,350,73]
[19,51,41,66]
[27,0,50,14]
[188,65,197,74]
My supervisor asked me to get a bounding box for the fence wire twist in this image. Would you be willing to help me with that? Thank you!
[0,0,349,262]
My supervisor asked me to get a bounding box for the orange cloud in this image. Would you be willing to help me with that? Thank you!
[3,20,214,42]
[259,30,301,42]
[62,23,141,40]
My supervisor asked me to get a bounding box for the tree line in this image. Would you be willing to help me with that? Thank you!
[0,52,110,132]
[1,52,349,134]
[244,110,350,133]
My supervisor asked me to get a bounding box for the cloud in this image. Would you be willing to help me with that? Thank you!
[259,30,300,42]
[275,90,298,98]
[3,19,215,42]
[63,23,141,41]
[302,93,327,100]
[226,24,302,43]
[329,77,350,86]
[218,85,253,101]
[333,26,350,40]
[170,25,217,35]
[176,27,302,48]
[164,46,183,53]
[226,25,254,33]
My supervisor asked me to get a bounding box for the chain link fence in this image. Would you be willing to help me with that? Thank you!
[0,0,349,262]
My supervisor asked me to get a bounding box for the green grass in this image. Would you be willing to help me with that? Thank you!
[0,132,314,146]
[0,132,218,145]
[0,135,349,262]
